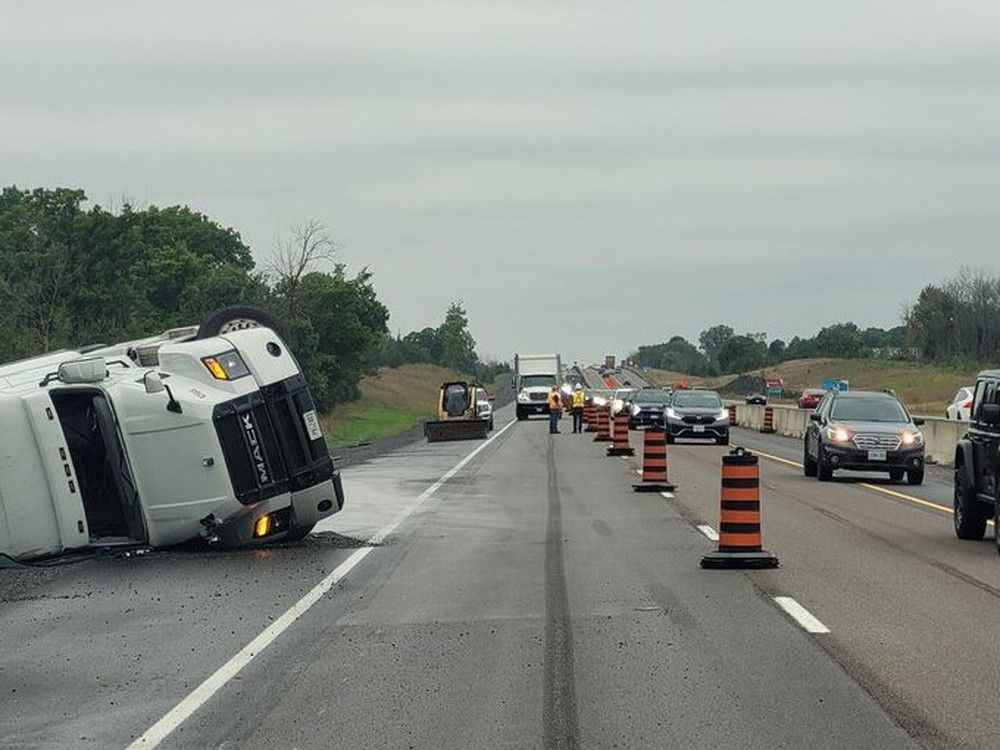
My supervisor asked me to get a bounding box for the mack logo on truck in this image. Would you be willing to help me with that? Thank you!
[241,412,271,485]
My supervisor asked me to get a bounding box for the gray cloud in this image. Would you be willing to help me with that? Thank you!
[3,1,1000,362]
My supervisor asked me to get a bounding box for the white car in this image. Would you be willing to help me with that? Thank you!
[476,387,494,430]
[946,387,975,420]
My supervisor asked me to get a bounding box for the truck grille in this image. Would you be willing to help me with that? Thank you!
[852,433,901,451]
[529,393,547,402]
[682,415,714,424]
[214,374,335,506]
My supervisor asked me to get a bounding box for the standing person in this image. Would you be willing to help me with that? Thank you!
[547,386,562,434]
[571,384,586,433]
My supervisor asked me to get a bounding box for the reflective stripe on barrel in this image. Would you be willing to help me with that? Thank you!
[612,416,630,448]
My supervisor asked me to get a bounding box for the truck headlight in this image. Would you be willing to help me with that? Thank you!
[631,404,641,416]
[202,350,251,380]
[717,409,729,422]
[900,430,923,446]
[592,396,607,406]
[665,408,678,420]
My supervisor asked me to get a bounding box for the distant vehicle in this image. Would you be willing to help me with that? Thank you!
[0,307,344,563]
[798,388,826,410]
[476,387,495,431]
[953,371,1000,543]
[664,389,729,445]
[745,394,767,405]
[946,387,975,421]
[803,390,925,484]
[628,388,671,429]
[605,355,616,369]
[514,353,561,420]
[611,387,637,417]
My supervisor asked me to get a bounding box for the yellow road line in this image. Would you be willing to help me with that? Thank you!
[749,447,977,521]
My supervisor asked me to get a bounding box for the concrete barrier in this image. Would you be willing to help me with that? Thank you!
[727,402,967,466]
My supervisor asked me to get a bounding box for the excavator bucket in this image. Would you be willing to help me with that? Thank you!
[424,381,491,442]
[424,418,491,443]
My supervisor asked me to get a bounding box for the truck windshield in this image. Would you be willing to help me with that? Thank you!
[634,389,670,404]
[831,398,908,423]
[521,375,556,388]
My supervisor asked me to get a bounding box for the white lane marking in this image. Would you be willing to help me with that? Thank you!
[619,455,631,461]
[659,491,675,499]
[774,596,830,634]
[127,418,518,749]
[696,524,719,541]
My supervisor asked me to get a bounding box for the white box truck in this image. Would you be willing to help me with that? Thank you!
[514,353,562,420]
[0,307,344,563]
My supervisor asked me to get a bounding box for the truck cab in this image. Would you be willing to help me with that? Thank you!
[0,308,344,562]
[952,370,1000,548]
[514,353,562,420]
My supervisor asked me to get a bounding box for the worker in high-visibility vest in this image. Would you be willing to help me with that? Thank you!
[570,384,586,433]
[547,387,562,434]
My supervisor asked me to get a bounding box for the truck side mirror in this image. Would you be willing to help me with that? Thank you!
[144,372,166,394]
[912,417,925,426]
[809,413,821,422]
[982,403,1000,426]
[57,357,107,384]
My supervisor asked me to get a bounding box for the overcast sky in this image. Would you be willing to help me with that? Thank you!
[3,1,1000,363]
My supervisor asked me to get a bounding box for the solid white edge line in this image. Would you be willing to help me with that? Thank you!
[659,491,675,499]
[126,417,518,749]
[773,596,830,634]
[696,524,719,542]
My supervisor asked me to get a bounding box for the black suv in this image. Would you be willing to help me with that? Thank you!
[803,390,925,484]
[952,371,1000,546]
[628,387,672,429]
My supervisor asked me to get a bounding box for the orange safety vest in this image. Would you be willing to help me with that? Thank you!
[548,391,561,410]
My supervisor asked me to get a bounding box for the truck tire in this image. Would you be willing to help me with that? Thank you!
[906,467,924,485]
[197,306,285,339]
[953,462,987,540]
[803,441,817,477]
[516,407,527,421]
[665,432,675,445]
[889,468,905,482]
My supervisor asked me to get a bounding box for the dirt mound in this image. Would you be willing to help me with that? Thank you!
[717,374,768,397]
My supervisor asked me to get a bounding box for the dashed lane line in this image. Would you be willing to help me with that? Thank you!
[774,596,831,634]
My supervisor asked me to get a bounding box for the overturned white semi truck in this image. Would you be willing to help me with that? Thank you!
[0,307,344,562]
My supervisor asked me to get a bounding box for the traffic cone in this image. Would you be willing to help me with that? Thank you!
[593,406,612,442]
[728,405,737,427]
[606,414,634,456]
[760,406,775,434]
[632,426,675,492]
[701,447,778,569]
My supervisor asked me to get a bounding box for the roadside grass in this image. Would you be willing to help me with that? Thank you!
[647,358,979,415]
[321,363,467,448]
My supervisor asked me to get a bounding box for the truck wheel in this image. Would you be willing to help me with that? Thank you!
[197,306,285,339]
[906,467,924,485]
[954,463,987,540]
[516,407,527,421]
[284,523,315,542]
[889,468,905,482]
[716,434,729,446]
[803,442,817,477]
[666,432,675,445]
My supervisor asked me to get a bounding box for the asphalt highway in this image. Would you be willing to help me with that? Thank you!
[3,402,996,748]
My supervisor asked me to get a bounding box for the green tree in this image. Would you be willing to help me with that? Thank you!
[699,324,734,370]
[717,334,767,373]
[813,322,865,358]
[438,302,477,372]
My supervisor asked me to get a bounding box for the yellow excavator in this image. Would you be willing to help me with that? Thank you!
[425,381,491,442]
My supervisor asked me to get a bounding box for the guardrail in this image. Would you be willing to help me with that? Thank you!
[727,402,966,467]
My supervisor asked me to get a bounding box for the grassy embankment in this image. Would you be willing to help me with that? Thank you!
[647,358,978,415]
[320,363,468,448]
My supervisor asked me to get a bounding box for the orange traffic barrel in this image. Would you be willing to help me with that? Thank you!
[701,448,778,569]
[760,406,775,434]
[728,405,737,427]
[606,414,634,456]
[633,425,675,492]
[585,406,599,432]
[593,406,612,442]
